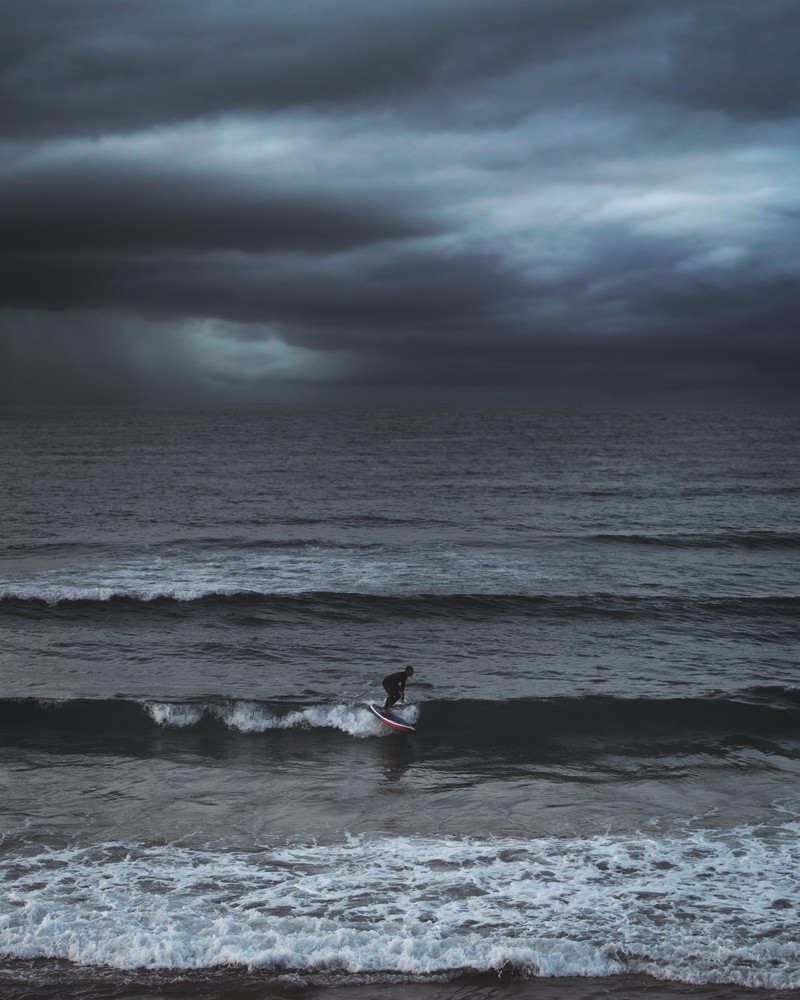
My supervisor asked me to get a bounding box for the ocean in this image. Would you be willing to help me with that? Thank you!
[1,406,798,1000]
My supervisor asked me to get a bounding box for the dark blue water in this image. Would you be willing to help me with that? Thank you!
[1,407,799,999]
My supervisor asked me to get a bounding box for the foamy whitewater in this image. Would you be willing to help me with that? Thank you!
[4,825,799,987]
[1,407,799,1000]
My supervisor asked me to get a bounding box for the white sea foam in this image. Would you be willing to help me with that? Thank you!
[0,826,798,988]
[0,546,551,603]
[213,702,383,737]
[144,703,205,728]
[143,701,413,738]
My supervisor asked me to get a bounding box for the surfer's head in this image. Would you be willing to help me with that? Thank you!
[405,665,414,676]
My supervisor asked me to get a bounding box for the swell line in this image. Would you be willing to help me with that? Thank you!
[2,591,799,619]
[2,693,798,764]
[592,530,800,550]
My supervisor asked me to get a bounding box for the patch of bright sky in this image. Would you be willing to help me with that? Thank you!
[189,320,352,384]
[10,118,309,176]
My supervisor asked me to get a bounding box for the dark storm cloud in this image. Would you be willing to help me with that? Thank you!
[0,243,514,326]
[1,0,799,405]
[0,162,430,254]
[666,3,800,118]
[0,0,645,138]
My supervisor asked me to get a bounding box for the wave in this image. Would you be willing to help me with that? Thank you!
[1,536,387,558]
[0,697,392,743]
[1,826,799,988]
[2,589,799,623]
[144,698,396,738]
[1,692,797,763]
[593,530,800,550]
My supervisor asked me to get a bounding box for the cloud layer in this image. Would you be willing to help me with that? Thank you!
[1,0,798,405]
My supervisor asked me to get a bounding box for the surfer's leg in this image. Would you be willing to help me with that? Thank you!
[382,680,398,711]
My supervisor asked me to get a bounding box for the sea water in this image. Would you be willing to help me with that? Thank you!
[1,407,798,1000]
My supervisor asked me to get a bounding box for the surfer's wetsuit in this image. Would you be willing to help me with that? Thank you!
[382,667,414,712]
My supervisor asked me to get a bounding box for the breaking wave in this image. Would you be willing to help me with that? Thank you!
[1,827,799,989]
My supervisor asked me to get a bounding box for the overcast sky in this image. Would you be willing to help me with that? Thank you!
[1,0,798,406]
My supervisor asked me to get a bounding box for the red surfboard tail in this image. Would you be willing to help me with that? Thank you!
[369,703,416,732]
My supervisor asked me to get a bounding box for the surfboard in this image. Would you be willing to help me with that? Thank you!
[369,703,416,733]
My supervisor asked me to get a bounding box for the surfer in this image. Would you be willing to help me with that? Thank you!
[382,665,414,713]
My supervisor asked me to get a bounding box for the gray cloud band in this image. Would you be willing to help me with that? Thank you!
[1,0,798,405]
